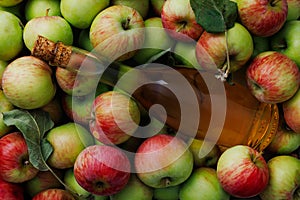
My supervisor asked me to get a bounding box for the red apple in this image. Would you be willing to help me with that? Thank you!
[74,145,131,196]
[89,91,140,145]
[216,145,269,198]
[283,88,300,133]
[0,132,39,183]
[161,0,203,41]
[0,178,24,200]
[246,51,300,104]
[32,189,75,200]
[231,0,288,37]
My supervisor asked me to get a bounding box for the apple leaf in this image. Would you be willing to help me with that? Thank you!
[190,0,238,33]
[3,109,54,171]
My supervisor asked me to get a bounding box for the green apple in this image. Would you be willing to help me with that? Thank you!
[111,0,150,19]
[150,0,166,16]
[78,28,93,52]
[0,89,14,137]
[24,0,61,21]
[173,40,201,69]
[260,155,300,200]
[60,0,110,29]
[0,60,7,88]
[271,20,300,67]
[0,3,23,19]
[287,0,300,21]
[153,185,180,200]
[0,10,23,61]
[252,35,270,59]
[0,0,23,7]
[188,138,221,168]
[179,167,230,200]
[46,122,95,169]
[23,15,73,51]
[133,17,175,64]
[110,174,154,200]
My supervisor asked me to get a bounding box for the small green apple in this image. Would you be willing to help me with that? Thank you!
[0,10,23,61]
[173,41,202,69]
[286,0,300,21]
[153,185,180,200]
[78,28,93,52]
[111,0,150,19]
[0,0,23,7]
[0,60,8,88]
[60,0,110,29]
[24,0,61,21]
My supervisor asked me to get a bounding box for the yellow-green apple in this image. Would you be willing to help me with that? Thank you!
[216,145,269,198]
[78,29,93,52]
[252,35,270,59]
[133,17,175,64]
[74,145,131,196]
[286,0,300,20]
[89,91,140,145]
[0,60,7,87]
[246,51,300,104]
[150,0,166,16]
[40,96,65,125]
[196,22,253,73]
[24,169,64,197]
[24,0,61,21]
[173,40,202,69]
[0,0,22,7]
[0,89,14,137]
[231,0,288,37]
[270,20,300,67]
[32,189,75,200]
[23,15,73,51]
[46,122,95,169]
[283,88,300,133]
[1,56,56,109]
[0,11,23,61]
[179,167,230,200]
[153,185,180,200]
[161,0,203,41]
[134,134,194,188]
[0,132,39,183]
[109,174,154,200]
[188,138,221,168]
[259,155,300,200]
[90,5,145,61]
[111,0,150,19]
[0,178,24,200]
[60,0,109,29]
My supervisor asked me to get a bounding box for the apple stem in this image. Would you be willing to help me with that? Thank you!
[215,30,230,82]
[252,151,264,163]
[176,21,187,33]
[161,177,172,187]
[122,17,131,30]
[45,8,50,17]
[270,0,281,7]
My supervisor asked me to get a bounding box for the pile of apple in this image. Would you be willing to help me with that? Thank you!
[0,0,300,200]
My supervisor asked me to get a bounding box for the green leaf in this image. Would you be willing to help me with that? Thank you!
[190,0,238,33]
[3,109,55,171]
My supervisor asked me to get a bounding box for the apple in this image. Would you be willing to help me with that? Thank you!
[0,3,23,19]
[0,10,23,61]
[286,0,300,20]
[153,185,180,200]
[0,132,39,183]
[251,35,270,59]
[283,88,300,133]
[0,0,23,7]
[270,20,300,67]
[216,145,269,198]
[32,189,75,200]
[89,90,140,145]
[150,0,166,16]
[133,17,175,64]
[246,51,300,104]
[74,145,131,196]
[161,0,203,41]
[134,134,194,188]
[0,89,14,137]
[46,122,95,169]
[24,169,64,197]
[196,22,253,73]
[188,138,221,168]
[78,28,94,52]
[259,155,300,200]
[40,95,65,125]
[1,56,56,109]
[0,178,24,200]
[109,174,154,200]
[111,0,150,19]
[231,0,288,37]
[24,0,61,21]
[60,0,109,29]
[0,60,7,88]
[23,14,73,51]
[90,5,145,61]
[179,167,230,200]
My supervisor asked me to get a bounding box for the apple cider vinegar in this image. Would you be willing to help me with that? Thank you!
[31,35,279,152]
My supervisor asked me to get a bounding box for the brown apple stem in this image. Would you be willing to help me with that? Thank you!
[252,151,264,163]
[122,17,131,30]
[161,177,172,187]
[175,21,187,33]
[215,30,230,82]
[45,8,50,17]
[270,0,281,7]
